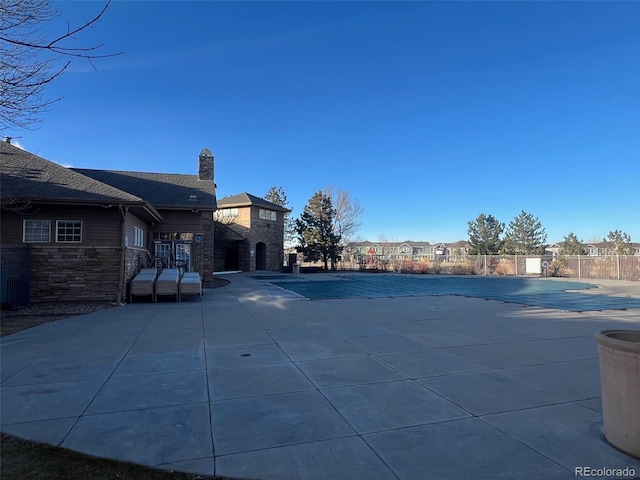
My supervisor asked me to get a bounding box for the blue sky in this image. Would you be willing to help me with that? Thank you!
[11,1,640,244]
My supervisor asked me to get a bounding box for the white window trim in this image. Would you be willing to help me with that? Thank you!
[55,220,83,243]
[134,226,145,247]
[23,219,51,243]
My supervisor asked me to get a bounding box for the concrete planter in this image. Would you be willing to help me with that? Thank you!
[594,330,640,459]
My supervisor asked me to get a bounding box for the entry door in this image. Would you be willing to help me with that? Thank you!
[154,242,172,268]
[256,242,267,270]
[174,242,192,272]
[154,241,192,271]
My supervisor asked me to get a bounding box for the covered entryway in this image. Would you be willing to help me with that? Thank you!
[154,240,193,271]
[223,242,240,271]
[255,242,267,270]
[213,224,245,271]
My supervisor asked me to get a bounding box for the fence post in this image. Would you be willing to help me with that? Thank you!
[484,255,487,276]
[617,254,621,280]
[515,255,518,276]
[578,255,581,279]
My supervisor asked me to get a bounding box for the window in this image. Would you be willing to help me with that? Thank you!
[23,219,51,243]
[259,209,277,221]
[152,232,193,240]
[215,208,238,219]
[56,220,82,243]
[155,243,171,259]
[134,226,144,247]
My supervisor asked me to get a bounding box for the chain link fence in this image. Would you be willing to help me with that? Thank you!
[336,254,640,282]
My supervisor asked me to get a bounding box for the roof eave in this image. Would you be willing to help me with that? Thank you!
[217,201,289,213]
[153,204,218,211]
[2,197,143,207]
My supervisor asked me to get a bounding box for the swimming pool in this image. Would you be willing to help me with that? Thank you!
[271,275,640,312]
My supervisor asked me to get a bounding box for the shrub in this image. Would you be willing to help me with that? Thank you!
[494,259,515,276]
[430,260,443,274]
[548,259,573,277]
[399,261,430,274]
[449,264,475,275]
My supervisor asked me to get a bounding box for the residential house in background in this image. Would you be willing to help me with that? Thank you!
[214,192,290,272]
[546,242,640,256]
[586,242,640,256]
[544,243,564,256]
[0,142,216,304]
[345,240,470,263]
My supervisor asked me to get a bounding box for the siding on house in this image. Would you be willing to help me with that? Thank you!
[125,212,148,248]
[1,206,128,302]
[0,205,122,247]
[151,210,205,234]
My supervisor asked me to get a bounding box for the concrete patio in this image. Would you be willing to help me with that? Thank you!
[1,273,639,479]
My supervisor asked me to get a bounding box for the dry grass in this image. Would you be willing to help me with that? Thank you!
[1,301,115,337]
[0,433,228,480]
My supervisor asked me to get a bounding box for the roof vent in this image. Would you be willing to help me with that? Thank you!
[189,195,198,202]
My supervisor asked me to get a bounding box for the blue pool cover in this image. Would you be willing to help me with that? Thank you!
[271,275,640,312]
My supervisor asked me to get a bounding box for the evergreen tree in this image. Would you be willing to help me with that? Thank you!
[503,210,547,254]
[264,186,295,245]
[558,232,586,255]
[603,230,633,255]
[467,213,504,255]
[295,192,342,270]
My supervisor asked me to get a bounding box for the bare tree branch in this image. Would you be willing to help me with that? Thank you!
[323,185,363,246]
[0,0,122,130]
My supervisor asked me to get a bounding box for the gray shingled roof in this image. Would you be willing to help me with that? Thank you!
[74,169,217,209]
[217,192,290,212]
[0,142,144,204]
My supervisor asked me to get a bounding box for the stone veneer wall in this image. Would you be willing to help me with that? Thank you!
[30,246,121,302]
[249,219,284,271]
[200,212,215,281]
[123,248,150,301]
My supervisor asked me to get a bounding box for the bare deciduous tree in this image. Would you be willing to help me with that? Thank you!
[0,0,120,130]
[323,185,363,247]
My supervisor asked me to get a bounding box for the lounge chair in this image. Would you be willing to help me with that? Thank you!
[179,272,202,301]
[155,268,181,302]
[129,268,158,303]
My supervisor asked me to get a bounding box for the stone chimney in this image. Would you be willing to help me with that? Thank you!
[198,148,214,181]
